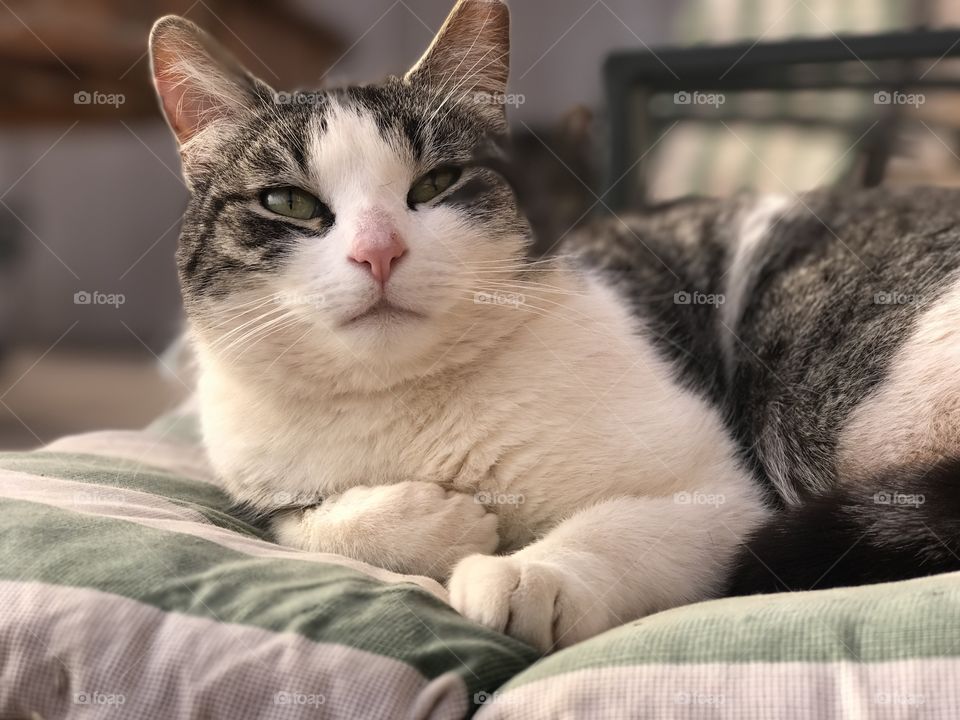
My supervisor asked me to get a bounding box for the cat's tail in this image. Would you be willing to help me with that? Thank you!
[726,457,960,596]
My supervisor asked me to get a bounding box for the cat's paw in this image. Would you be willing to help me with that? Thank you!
[448,554,611,653]
[275,481,499,581]
[392,483,501,578]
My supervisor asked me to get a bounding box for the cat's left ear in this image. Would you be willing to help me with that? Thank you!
[149,15,272,149]
[405,0,510,112]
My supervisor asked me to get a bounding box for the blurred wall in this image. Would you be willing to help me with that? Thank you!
[0,125,187,351]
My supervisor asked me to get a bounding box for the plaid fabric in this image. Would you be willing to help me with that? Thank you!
[0,414,537,719]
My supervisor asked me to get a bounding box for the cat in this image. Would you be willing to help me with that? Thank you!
[149,0,960,655]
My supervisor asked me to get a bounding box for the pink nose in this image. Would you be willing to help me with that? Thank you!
[349,229,407,285]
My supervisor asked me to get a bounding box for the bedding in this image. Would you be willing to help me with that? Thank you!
[478,572,960,718]
[0,411,537,719]
[2,410,960,718]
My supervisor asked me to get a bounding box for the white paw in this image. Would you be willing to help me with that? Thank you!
[275,481,499,581]
[403,485,501,579]
[448,554,611,653]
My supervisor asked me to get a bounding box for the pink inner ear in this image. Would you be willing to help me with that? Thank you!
[155,72,200,143]
[152,44,225,145]
[410,0,509,97]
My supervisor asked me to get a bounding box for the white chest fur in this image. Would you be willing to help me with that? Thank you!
[196,270,754,550]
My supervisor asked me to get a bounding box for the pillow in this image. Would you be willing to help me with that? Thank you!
[476,569,960,718]
[0,412,537,719]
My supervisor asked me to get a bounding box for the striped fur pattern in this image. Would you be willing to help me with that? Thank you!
[566,187,960,594]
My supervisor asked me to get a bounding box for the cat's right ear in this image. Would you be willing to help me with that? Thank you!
[405,0,510,102]
[149,16,270,147]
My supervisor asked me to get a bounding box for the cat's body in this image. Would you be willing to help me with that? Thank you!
[572,187,960,495]
[572,188,960,593]
[194,182,768,649]
[200,267,752,552]
[149,0,960,654]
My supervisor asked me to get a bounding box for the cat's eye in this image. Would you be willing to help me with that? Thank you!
[408,166,462,206]
[261,187,328,221]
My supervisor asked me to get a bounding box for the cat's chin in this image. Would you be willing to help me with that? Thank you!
[340,299,426,328]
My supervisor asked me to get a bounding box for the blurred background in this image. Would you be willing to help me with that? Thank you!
[3,0,960,448]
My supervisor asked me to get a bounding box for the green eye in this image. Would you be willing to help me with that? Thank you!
[261,187,327,220]
[408,166,462,206]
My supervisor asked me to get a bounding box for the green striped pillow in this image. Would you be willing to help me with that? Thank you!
[476,571,960,717]
[0,415,537,719]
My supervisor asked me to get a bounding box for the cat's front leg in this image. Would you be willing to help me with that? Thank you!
[272,481,499,581]
[449,486,767,653]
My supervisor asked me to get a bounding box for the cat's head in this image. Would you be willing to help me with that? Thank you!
[150,0,533,391]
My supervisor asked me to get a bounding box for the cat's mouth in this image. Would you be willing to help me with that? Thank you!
[342,299,425,326]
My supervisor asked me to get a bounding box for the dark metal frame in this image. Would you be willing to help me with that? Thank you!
[604,29,960,208]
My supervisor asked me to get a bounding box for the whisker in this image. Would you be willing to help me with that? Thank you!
[220,312,300,359]
[204,293,285,331]
[227,316,304,364]
[476,280,586,295]
[210,306,288,350]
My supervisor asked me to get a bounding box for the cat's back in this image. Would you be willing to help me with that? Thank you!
[567,186,960,500]
[733,186,960,498]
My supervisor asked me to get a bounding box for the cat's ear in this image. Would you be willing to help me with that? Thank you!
[406,0,510,103]
[149,16,271,147]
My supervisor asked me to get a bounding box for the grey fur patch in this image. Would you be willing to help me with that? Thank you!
[567,187,960,501]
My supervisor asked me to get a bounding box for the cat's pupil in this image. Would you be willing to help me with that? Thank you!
[408,166,462,206]
[260,187,330,222]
